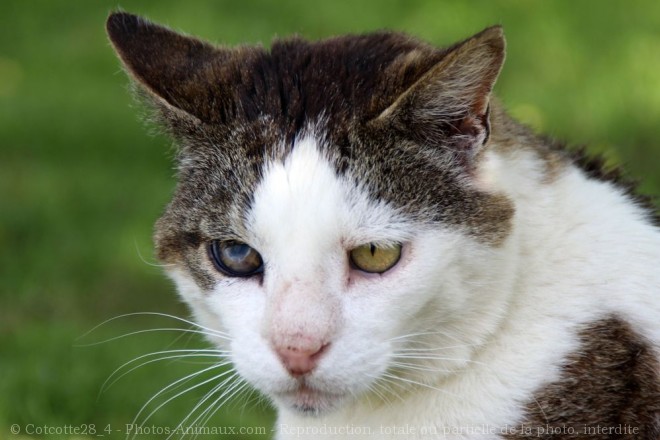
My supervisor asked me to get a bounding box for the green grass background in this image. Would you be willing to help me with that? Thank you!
[1,1,659,439]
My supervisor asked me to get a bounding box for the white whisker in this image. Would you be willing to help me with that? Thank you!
[77,312,230,342]
[235,385,260,417]
[185,377,248,440]
[366,373,407,404]
[77,328,230,347]
[389,360,457,375]
[392,354,486,365]
[131,368,237,440]
[365,379,394,408]
[385,330,451,342]
[128,362,227,433]
[101,350,229,394]
[198,381,251,437]
[134,240,176,268]
[394,343,482,352]
[380,372,460,399]
[169,372,239,440]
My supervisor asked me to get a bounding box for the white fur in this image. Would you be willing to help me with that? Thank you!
[167,135,660,439]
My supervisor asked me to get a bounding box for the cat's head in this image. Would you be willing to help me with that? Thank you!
[107,12,515,415]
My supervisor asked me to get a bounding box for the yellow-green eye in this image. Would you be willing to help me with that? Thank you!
[208,240,263,277]
[349,243,402,274]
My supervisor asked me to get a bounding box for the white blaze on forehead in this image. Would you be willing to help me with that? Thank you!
[248,134,413,276]
[248,135,347,272]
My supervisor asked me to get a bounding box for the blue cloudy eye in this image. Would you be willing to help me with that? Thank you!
[208,240,264,277]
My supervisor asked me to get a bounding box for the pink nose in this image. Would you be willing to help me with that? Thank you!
[275,343,329,377]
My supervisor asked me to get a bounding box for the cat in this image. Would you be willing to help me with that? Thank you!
[106,11,660,440]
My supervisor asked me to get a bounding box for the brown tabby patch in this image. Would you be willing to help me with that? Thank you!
[505,317,660,439]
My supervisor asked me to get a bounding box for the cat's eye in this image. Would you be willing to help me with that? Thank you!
[208,240,264,277]
[349,243,402,274]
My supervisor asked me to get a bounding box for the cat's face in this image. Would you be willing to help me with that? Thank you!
[166,133,502,414]
[107,13,515,415]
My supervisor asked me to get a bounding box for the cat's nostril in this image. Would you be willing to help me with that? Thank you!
[275,343,329,377]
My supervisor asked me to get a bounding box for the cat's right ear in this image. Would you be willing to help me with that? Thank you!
[106,12,229,125]
[372,26,505,167]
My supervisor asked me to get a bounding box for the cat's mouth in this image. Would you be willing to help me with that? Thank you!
[276,381,347,415]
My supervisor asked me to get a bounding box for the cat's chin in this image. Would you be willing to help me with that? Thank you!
[274,383,347,416]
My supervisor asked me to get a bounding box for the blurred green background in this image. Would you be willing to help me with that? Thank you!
[1,1,659,439]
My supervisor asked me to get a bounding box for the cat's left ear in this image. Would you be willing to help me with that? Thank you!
[374,26,505,162]
[106,11,231,125]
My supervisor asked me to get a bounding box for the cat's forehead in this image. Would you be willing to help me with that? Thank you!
[180,33,446,134]
[160,118,510,257]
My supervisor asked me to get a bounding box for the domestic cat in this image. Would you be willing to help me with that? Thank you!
[106,11,660,440]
